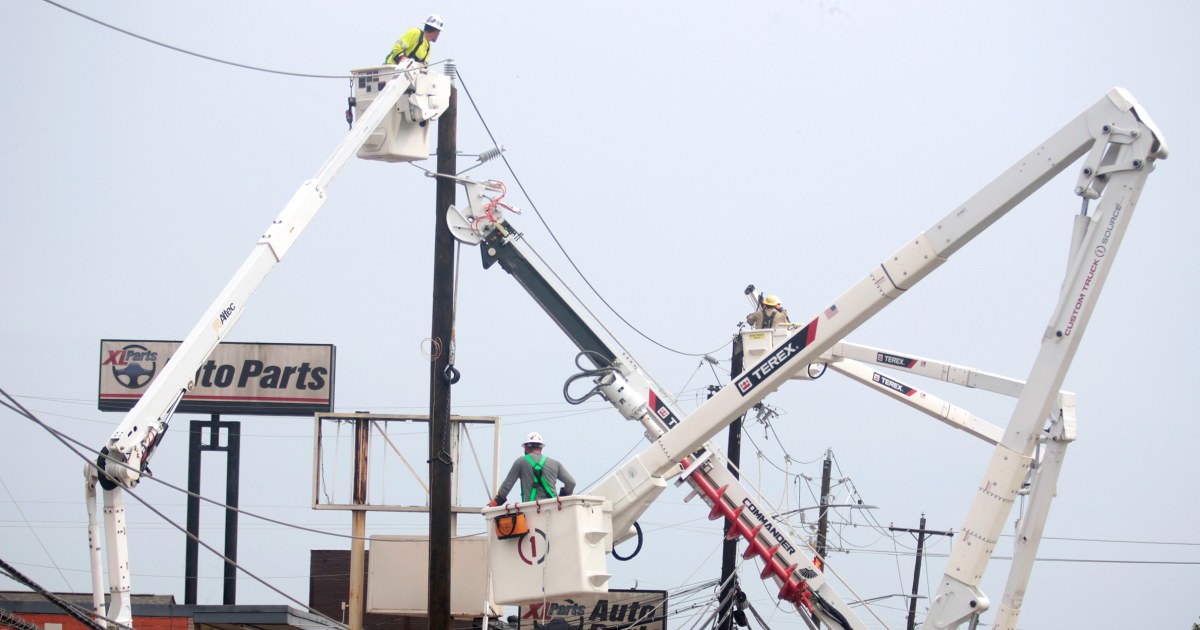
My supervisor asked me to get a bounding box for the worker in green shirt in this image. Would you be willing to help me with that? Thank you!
[490,432,577,505]
[384,14,443,65]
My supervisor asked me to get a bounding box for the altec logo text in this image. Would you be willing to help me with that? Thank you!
[212,303,237,331]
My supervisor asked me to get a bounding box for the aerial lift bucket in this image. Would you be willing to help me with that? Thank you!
[482,495,613,604]
[351,63,449,162]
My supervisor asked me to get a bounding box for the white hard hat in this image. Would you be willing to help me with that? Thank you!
[524,431,544,446]
[425,14,444,31]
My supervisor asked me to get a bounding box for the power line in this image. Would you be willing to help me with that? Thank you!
[454,66,731,359]
[0,557,110,630]
[838,547,1200,566]
[40,0,350,79]
[0,386,365,627]
[2,394,360,539]
[0,607,43,630]
[0,476,74,593]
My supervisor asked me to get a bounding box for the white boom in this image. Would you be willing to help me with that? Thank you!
[802,340,1076,628]
[457,87,1165,630]
[85,61,449,628]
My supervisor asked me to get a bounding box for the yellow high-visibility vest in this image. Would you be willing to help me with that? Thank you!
[384,28,430,64]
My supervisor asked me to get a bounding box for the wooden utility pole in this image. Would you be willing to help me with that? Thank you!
[890,514,953,630]
[428,85,458,630]
[718,349,746,630]
[815,450,833,565]
[717,408,743,630]
[812,449,833,629]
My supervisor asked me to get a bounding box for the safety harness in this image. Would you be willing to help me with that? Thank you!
[386,31,427,64]
[524,454,557,501]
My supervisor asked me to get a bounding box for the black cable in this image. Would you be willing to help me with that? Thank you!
[454,67,731,358]
[0,558,109,630]
[38,0,357,78]
[0,608,43,630]
[611,521,644,561]
[0,388,349,629]
[0,392,363,541]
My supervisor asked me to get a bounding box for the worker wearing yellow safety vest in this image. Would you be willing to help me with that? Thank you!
[384,14,443,65]
[489,432,577,506]
[746,294,791,329]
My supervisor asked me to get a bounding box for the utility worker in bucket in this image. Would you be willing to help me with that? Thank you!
[489,432,576,505]
[384,14,443,65]
[746,294,791,329]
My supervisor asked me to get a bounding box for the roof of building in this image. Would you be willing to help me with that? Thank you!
[0,592,176,606]
[0,592,348,630]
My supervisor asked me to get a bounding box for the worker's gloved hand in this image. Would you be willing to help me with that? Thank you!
[487,499,499,507]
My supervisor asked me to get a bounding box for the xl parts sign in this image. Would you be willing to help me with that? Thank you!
[98,340,335,416]
[519,589,667,630]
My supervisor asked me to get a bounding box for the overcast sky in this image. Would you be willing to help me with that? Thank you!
[2,1,1198,629]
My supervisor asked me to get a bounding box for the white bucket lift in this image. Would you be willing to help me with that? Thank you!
[482,495,613,605]
[351,64,450,162]
[740,326,825,381]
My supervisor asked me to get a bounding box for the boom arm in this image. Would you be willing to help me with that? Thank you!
[93,63,447,491]
[452,183,869,629]
[457,87,1164,630]
[86,62,449,628]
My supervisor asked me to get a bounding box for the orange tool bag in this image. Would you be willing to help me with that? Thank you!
[494,512,528,540]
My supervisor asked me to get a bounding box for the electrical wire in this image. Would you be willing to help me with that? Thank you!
[454,66,732,359]
[0,557,111,630]
[580,436,645,494]
[1,388,364,541]
[0,476,74,593]
[0,608,43,630]
[6,28,1190,612]
[37,0,424,80]
[0,391,347,626]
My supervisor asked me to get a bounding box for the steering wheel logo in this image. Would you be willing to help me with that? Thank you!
[103,344,158,389]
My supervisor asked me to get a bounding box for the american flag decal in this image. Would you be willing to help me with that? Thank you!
[824,304,839,318]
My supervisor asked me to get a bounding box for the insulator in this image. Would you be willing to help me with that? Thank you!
[442,60,458,81]
[476,145,505,163]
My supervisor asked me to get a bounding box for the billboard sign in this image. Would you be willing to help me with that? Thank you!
[366,535,500,618]
[518,589,668,630]
[98,339,335,416]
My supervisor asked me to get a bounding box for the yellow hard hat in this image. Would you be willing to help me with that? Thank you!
[763,295,781,307]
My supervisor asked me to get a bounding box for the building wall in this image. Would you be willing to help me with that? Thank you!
[309,550,480,630]
[7,613,192,630]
